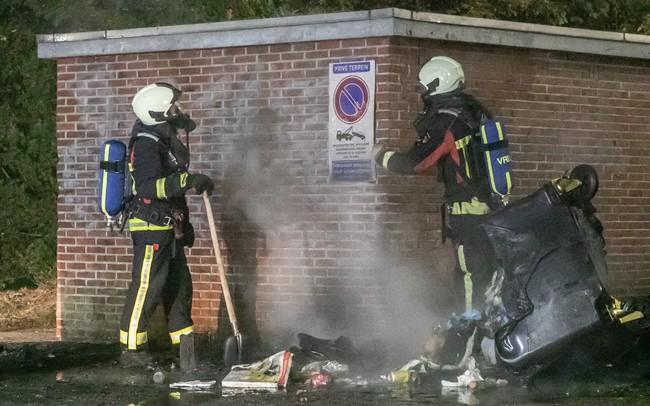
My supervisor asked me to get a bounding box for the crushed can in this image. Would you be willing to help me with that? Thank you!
[310,372,333,388]
[389,370,416,384]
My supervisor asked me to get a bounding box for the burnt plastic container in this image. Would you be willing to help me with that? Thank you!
[482,183,610,369]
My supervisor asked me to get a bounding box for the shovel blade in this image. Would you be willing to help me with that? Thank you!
[224,334,248,367]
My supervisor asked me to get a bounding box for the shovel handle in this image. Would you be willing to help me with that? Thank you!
[202,191,240,336]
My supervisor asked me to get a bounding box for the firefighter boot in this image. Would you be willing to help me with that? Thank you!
[120,349,154,369]
[179,333,197,371]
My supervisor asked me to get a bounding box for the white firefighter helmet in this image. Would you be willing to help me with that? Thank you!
[418,56,465,97]
[131,82,182,125]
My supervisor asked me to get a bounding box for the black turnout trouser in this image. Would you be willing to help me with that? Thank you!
[119,229,193,351]
[449,213,495,313]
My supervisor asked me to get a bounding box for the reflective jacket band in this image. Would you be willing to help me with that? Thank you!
[137,132,159,142]
[382,151,396,169]
[128,218,174,232]
[450,198,490,215]
[156,178,167,199]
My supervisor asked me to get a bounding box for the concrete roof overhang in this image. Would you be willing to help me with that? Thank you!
[37,8,650,60]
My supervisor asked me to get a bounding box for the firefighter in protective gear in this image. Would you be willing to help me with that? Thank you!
[119,82,213,370]
[373,56,497,313]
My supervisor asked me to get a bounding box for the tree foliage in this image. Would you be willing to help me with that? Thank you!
[1,0,649,289]
[0,1,57,289]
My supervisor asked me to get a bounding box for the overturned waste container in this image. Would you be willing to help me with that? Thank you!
[479,165,616,369]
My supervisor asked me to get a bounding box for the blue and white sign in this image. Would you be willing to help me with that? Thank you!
[328,60,375,182]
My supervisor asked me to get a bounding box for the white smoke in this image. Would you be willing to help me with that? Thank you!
[218,107,457,365]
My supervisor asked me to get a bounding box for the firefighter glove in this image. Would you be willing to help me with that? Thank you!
[371,143,385,163]
[188,173,214,196]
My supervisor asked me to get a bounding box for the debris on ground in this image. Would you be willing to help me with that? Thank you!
[440,356,507,390]
[290,333,360,365]
[299,360,349,377]
[221,350,292,391]
[441,356,484,389]
[309,371,333,388]
[168,379,216,391]
[380,357,440,385]
[290,332,388,375]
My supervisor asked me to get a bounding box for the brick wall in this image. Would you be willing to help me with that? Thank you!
[55,36,650,343]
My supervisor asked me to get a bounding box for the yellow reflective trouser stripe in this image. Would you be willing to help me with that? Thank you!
[120,330,147,346]
[169,326,194,345]
[128,244,154,350]
[450,198,490,215]
[457,244,473,312]
[156,178,167,199]
[180,172,189,188]
[382,151,396,169]
[100,144,111,217]
[128,218,174,232]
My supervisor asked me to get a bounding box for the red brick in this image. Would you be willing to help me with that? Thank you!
[54,35,650,341]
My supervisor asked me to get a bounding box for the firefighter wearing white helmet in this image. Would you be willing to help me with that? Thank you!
[418,56,465,97]
[119,82,213,371]
[373,56,497,314]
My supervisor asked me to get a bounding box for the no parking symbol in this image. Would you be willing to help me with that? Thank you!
[328,60,376,182]
[334,76,369,124]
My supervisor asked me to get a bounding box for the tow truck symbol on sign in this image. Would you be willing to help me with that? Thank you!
[336,126,366,142]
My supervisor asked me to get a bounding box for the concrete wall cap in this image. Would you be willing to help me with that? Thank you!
[37,7,650,60]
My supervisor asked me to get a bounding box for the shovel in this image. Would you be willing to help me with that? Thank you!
[202,191,246,367]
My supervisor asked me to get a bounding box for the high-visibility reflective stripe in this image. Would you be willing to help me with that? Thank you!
[438,108,460,117]
[127,163,137,195]
[120,330,147,346]
[137,132,159,142]
[454,135,472,179]
[128,218,174,232]
[454,135,471,150]
[180,172,189,188]
[169,325,194,345]
[485,149,498,196]
[156,178,167,199]
[461,147,470,178]
[131,174,137,195]
[100,144,111,217]
[382,151,396,169]
[450,198,490,215]
[457,244,473,312]
[128,244,154,350]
